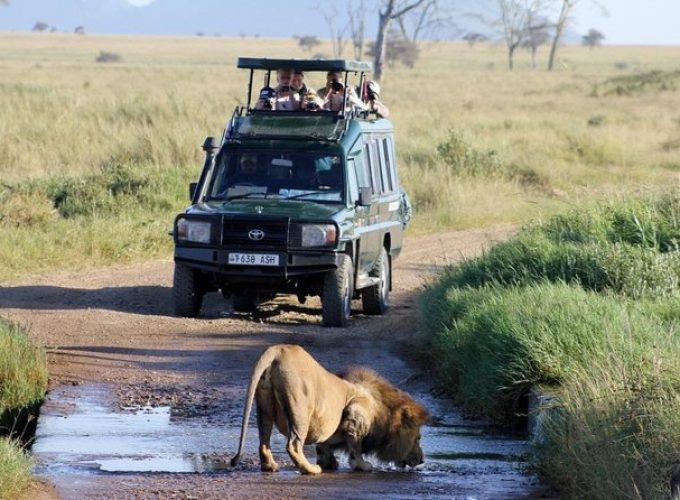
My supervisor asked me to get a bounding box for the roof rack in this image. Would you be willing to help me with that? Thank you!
[237,58,373,73]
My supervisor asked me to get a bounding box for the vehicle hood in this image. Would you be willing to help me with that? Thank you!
[186,199,344,220]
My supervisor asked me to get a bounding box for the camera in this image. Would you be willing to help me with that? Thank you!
[330,80,343,92]
[306,101,320,111]
[279,85,291,93]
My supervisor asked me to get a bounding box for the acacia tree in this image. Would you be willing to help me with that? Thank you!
[581,28,604,49]
[347,0,367,60]
[497,0,528,70]
[374,0,432,80]
[319,5,349,58]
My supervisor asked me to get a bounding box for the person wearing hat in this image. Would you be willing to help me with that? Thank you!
[365,80,390,119]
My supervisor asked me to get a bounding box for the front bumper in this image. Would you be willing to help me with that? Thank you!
[174,246,342,282]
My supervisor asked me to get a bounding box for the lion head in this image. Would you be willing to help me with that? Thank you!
[341,367,430,468]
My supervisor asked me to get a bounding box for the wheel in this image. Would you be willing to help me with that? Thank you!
[232,293,256,312]
[361,247,390,315]
[173,263,203,317]
[322,254,354,327]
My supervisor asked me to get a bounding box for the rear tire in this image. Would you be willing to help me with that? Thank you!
[361,247,390,315]
[322,254,354,327]
[173,263,203,317]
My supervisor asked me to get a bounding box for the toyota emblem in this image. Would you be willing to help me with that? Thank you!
[248,229,265,241]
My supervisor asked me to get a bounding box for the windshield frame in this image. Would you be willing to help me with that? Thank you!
[206,148,347,205]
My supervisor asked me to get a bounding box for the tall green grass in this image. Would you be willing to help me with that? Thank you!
[0,438,32,500]
[419,193,680,499]
[0,319,47,500]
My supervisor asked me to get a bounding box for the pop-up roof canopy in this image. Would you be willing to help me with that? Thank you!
[237,57,373,73]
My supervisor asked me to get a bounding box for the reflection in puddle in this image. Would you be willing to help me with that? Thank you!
[33,383,532,480]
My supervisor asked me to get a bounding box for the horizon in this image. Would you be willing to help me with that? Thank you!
[0,1,678,46]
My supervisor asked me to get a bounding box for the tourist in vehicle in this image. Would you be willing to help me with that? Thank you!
[365,80,390,119]
[292,70,324,111]
[254,69,301,111]
[231,154,262,184]
[318,70,366,113]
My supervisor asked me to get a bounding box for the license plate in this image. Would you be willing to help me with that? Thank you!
[228,253,279,266]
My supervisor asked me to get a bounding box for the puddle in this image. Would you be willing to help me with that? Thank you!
[34,383,531,474]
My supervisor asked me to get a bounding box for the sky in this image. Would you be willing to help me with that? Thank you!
[0,0,678,45]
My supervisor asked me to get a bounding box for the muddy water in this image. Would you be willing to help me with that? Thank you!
[33,382,544,499]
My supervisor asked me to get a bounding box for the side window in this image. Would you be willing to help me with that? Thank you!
[358,146,371,189]
[385,137,399,190]
[347,158,359,204]
[369,141,382,194]
[381,138,395,193]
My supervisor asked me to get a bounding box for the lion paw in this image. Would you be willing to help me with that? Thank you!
[301,464,323,475]
[261,461,280,473]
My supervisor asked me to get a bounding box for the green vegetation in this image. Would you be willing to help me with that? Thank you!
[0,438,33,500]
[2,35,680,279]
[0,319,47,500]
[419,194,680,499]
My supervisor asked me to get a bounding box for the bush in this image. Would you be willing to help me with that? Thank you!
[436,129,505,178]
[95,51,122,63]
[0,438,32,500]
[0,319,48,420]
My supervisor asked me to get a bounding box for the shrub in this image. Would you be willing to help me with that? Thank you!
[95,51,122,63]
[0,319,48,419]
[436,129,505,178]
[0,438,32,500]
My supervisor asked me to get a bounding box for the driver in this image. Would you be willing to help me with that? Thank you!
[231,154,262,184]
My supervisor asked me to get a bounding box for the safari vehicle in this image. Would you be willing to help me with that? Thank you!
[172,58,411,326]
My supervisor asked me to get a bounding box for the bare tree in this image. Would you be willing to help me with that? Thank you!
[347,0,368,60]
[581,28,604,49]
[522,14,550,69]
[396,0,455,44]
[497,0,528,70]
[374,0,431,80]
[319,5,349,58]
[547,0,605,70]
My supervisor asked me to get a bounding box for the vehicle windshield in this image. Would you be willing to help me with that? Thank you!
[207,151,345,203]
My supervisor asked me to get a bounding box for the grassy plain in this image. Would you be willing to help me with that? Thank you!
[419,195,680,498]
[1,33,680,280]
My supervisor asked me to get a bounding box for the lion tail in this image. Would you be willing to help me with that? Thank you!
[230,345,284,467]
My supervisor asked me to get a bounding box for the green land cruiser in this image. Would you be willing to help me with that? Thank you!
[172,58,412,326]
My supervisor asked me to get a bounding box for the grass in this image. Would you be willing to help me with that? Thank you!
[2,34,680,280]
[418,194,680,499]
[0,319,47,500]
[0,438,33,500]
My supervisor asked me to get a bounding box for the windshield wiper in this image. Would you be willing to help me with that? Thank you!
[214,192,268,202]
[285,190,337,200]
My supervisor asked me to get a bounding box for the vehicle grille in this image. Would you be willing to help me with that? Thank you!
[222,218,290,250]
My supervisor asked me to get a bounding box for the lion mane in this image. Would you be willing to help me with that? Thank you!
[230,344,429,475]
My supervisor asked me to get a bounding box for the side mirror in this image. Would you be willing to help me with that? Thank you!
[357,186,372,207]
[202,136,219,153]
[189,182,198,201]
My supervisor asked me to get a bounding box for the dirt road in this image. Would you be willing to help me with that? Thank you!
[1,225,551,499]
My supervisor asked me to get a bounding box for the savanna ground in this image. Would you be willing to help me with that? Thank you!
[1,33,680,499]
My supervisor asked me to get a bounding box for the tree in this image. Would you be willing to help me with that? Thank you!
[347,0,368,60]
[496,0,529,70]
[547,0,605,70]
[74,25,85,35]
[522,15,550,68]
[319,5,349,58]
[366,28,420,68]
[32,21,49,32]
[296,35,321,55]
[462,32,488,47]
[582,28,604,49]
[374,0,432,80]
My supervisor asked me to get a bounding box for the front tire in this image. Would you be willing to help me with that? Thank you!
[173,263,203,317]
[362,247,390,315]
[322,254,354,327]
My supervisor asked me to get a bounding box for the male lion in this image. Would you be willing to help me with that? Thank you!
[230,344,429,475]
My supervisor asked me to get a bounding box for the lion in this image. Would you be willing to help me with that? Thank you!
[230,344,430,475]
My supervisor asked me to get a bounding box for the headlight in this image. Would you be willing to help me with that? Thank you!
[300,224,337,247]
[176,219,212,244]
